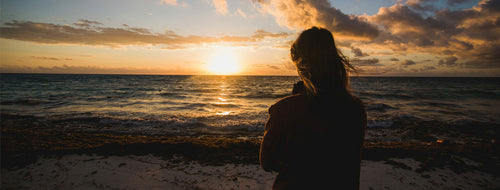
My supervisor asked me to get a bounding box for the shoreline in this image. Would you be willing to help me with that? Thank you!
[2,127,498,170]
[2,127,499,189]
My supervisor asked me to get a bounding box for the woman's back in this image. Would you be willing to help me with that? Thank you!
[260,93,366,189]
[260,26,367,189]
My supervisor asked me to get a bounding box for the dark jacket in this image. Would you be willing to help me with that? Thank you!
[260,93,366,190]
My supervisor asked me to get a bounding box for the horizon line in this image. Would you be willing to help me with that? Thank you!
[1,72,499,78]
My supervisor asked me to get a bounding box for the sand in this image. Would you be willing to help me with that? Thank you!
[1,127,498,189]
[2,154,498,190]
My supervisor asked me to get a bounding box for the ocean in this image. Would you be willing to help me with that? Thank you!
[1,74,498,143]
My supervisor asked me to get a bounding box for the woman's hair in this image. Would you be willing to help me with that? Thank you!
[291,26,355,103]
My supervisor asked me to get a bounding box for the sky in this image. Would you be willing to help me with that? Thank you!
[0,0,498,76]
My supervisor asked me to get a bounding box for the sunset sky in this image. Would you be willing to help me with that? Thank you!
[0,0,498,76]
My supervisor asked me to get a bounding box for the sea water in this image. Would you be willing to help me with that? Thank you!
[1,74,498,142]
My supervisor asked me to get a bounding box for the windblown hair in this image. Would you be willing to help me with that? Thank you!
[291,27,356,106]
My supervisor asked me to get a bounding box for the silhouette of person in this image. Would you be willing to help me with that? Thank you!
[292,81,305,95]
[260,27,367,190]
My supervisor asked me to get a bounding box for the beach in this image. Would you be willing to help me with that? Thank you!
[2,126,499,189]
[2,0,500,188]
[1,74,499,189]
[3,154,498,190]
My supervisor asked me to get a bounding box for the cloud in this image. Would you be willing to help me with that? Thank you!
[447,0,473,6]
[420,66,437,71]
[252,29,290,39]
[2,0,499,75]
[161,0,177,6]
[236,8,247,18]
[0,20,291,49]
[406,0,439,12]
[370,4,455,47]
[438,56,458,66]
[160,0,187,7]
[212,0,228,15]
[368,0,500,69]
[74,19,103,28]
[31,56,73,61]
[0,64,194,75]
[350,58,381,66]
[251,0,498,73]
[252,0,379,39]
[350,47,369,57]
[398,60,417,66]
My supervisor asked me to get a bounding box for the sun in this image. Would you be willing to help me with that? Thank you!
[206,48,240,75]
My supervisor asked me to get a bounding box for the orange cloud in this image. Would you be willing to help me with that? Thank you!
[252,0,499,72]
[31,56,73,61]
[364,0,499,70]
[0,20,291,49]
[0,64,198,75]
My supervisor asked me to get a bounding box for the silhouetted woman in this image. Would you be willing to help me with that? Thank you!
[260,27,366,189]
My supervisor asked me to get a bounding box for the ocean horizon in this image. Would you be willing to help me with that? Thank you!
[2,72,499,77]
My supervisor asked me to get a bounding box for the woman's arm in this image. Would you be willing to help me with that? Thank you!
[260,105,284,172]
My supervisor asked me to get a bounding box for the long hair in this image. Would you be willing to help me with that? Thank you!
[291,27,356,107]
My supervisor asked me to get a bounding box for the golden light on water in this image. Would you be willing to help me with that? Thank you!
[206,48,240,75]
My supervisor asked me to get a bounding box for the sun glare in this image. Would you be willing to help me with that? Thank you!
[207,48,240,75]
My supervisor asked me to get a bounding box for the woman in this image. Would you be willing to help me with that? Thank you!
[260,27,367,189]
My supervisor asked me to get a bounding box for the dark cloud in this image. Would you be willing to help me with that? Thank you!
[370,4,459,47]
[410,65,437,73]
[464,60,500,69]
[350,47,369,57]
[251,0,498,72]
[253,0,379,39]
[420,66,437,71]
[0,20,291,48]
[350,58,381,66]
[438,56,458,66]
[368,0,500,70]
[406,0,438,12]
[398,60,417,66]
[463,43,500,68]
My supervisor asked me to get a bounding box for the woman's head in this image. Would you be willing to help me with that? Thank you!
[291,27,355,98]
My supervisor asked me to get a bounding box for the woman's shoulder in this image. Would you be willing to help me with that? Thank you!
[269,93,307,114]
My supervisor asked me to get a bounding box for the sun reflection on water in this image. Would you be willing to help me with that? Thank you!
[214,80,234,115]
[216,111,233,115]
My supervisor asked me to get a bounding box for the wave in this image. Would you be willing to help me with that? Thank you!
[422,101,463,109]
[356,91,413,100]
[158,92,186,99]
[2,110,497,144]
[0,113,264,136]
[0,99,50,106]
[366,102,397,111]
[367,119,394,128]
[210,103,239,108]
[455,89,499,99]
[237,92,291,99]
[174,102,240,109]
